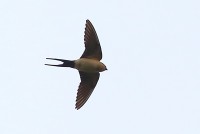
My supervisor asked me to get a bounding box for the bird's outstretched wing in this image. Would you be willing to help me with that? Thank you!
[80,20,102,61]
[75,71,100,110]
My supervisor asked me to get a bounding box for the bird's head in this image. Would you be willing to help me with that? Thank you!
[98,64,107,72]
[105,66,108,71]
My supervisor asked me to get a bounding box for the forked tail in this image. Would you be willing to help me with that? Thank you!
[45,58,75,68]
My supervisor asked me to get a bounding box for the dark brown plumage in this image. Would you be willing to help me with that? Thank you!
[81,20,102,60]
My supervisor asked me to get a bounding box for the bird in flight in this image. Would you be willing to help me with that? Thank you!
[45,20,107,110]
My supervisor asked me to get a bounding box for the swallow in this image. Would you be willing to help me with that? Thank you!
[45,20,107,110]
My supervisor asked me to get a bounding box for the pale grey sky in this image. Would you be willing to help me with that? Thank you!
[0,0,200,134]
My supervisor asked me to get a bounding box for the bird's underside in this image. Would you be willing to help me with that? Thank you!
[45,19,106,110]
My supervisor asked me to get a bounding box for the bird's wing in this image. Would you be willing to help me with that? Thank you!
[80,19,102,61]
[75,71,100,110]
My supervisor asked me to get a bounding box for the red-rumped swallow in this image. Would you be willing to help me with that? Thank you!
[45,20,107,110]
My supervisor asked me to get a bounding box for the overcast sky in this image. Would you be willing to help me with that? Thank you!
[0,0,200,134]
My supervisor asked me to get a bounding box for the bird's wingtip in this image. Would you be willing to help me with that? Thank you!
[75,106,80,110]
[86,19,90,23]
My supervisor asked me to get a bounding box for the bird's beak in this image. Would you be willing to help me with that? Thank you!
[45,58,66,67]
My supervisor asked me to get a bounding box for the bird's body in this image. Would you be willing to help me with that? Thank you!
[45,20,107,110]
[74,58,106,72]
